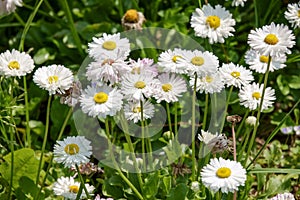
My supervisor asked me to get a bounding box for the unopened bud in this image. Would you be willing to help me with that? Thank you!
[245,116,258,127]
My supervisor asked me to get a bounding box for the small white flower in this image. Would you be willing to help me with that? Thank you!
[191,181,200,192]
[153,73,187,103]
[198,130,228,153]
[0,0,23,16]
[79,84,123,118]
[198,130,219,145]
[190,4,236,44]
[248,23,295,57]
[88,33,130,60]
[124,100,155,123]
[0,49,34,77]
[219,62,254,88]
[230,0,247,7]
[239,83,276,111]
[285,3,300,29]
[128,58,158,77]
[53,136,92,168]
[245,49,286,73]
[201,157,247,193]
[190,72,225,94]
[245,116,257,127]
[53,176,95,200]
[33,64,74,95]
[268,192,295,200]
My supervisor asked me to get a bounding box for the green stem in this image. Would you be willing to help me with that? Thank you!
[75,164,91,199]
[253,0,259,27]
[36,95,52,185]
[191,74,197,181]
[140,100,146,171]
[23,76,31,148]
[61,0,84,57]
[202,93,209,130]
[237,126,252,162]
[235,109,249,139]
[174,102,178,137]
[220,85,233,132]
[8,128,14,200]
[166,103,173,134]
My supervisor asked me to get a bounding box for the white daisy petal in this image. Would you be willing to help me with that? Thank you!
[285,3,300,29]
[124,100,155,123]
[0,0,23,15]
[190,72,225,94]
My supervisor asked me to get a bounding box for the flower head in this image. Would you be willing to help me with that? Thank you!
[53,136,92,168]
[285,2,300,29]
[124,100,155,123]
[0,0,23,16]
[191,4,236,44]
[190,72,225,94]
[121,9,146,30]
[0,49,34,77]
[229,0,247,7]
[128,58,158,77]
[268,192,295,200]
[33,64,74,95]
[198,130,228,153]
[201,157,247,193]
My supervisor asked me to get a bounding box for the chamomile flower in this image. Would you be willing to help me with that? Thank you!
[201,157,247,193]
[79,84,123,118]
[128,58,158,77]
[180,50,219,77]
[190,4,236,44]
[248,23,295,57]
[88,33,130,60]
[190,72,225,94]
[245,49,286,73]
[239,83,276,111]
[230,0,247,7]
[285,2,300,29]
[157,48,189,74]
[219,62,254,88]
[153,73,187,103]
[53,136,92,168]
[124,100,155,123]
[268,192,295,200]
[33,64,74,95]
[0,0,23,16]
[0,49,34,77]
[198,130,220,145]
[53,176,95,200]
[121,9,146,30]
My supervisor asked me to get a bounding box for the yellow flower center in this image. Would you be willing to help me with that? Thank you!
[162,83,172,92]
[133,106,141,113]
[298,10,300,17]
[172,55,182,63]
[8,61,20,70]
[206,15,221,29]
[259,55,270,63]
[69,185,79,193]
[191,56,204,66]
[64,143,80,155]
[102,59,114,66]
[205,76,213,83]
[102,41,117,50]
[216,167,231,178]
[134,81,146,89]
[252,92,261,100]
[264,34,279,45]
[48,76,59,84]
[230,71,240,78]
[124,9,139,23]
[94,92,109,104]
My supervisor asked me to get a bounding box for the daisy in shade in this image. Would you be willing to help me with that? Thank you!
[198,130,228,154]
[285,2,300,29]
[248,22,295,57]
[153,73,187,103]
[88,33,130,60]
[190,72,225,94]
[229,0,247,7]
[239,83,276,111]
[201,157,246,193]
[124,100,155,123]
[53,136,92,168]
[190,4,236,44]
[33,64,74,95]
[86,54,130,85]
[53,176,95,200]
[245,49,286,73]
[128,58,158,77]
[268,192,295,200]
[0,49,34,77]
[79,84,123,118]
[157,48,189,74]
[121,73,158,101]
[0,0,23,16]
[179,50,219,77]
[219,62,254,88]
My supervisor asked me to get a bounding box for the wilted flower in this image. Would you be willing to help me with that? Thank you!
[121,9,146,30]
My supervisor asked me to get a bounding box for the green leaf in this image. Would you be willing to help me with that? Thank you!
[276,75,290,96]
[143,172,159,199]
[0,148,39,189]
[162,176,171,194]
[249,168,300,174]
[288,75,300,89]
[166,183,188,200]
[33,48,55,65]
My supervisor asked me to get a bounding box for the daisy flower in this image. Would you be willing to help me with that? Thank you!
[247,22,295,57]
[219,62,254,88]
[0,49,34,77]
[157,48,189,74]
[153,73,187,103]
[201,157,247,193]
[79,84,123,118]
[285,2,300,29]
[33,64,74,95]
[53,176,95,200]
[88,33,130,60]
[53,136,92,168]
[124,100,155,123]
[128,58,158,77]
[190,72,225,94]
[239,83,276,111]
[121,73,158,101]
[190,4,236,44]
[268,192,295,200]
[0,0,22,16]
[229,0,247,7]
[121,9,146,30]
[245,49,286,73]
[179,50,219,77]
[198,130,228,153]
